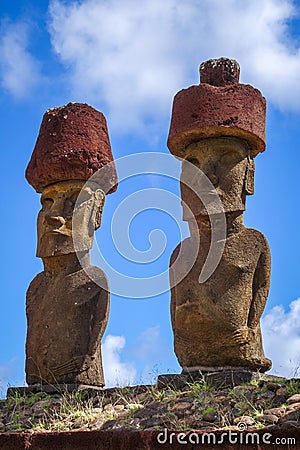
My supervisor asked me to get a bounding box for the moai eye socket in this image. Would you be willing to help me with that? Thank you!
[220,149,246,166]
[41,197,54,210]
[185,157,199,167]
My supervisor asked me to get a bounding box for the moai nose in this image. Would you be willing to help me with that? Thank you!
[44,215,66,228]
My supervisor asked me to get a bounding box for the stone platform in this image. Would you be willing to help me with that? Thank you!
[157,369,287,389]
[7,384,104,398]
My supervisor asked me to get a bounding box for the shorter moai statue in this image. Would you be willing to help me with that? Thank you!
[25,103,117,386]
[168,58,271,373]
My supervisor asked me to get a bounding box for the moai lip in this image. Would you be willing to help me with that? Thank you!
[25,103,116,387]
[168,58,272,373]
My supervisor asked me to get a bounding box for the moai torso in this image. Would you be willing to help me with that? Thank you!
[170,226,271,371]
[26,266,109,385]
[25,103,117,386]
[168,58,271,373]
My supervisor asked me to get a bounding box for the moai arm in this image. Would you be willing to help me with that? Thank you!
[87,271,110,358]
[169,243,181,335]
[248,235,271,330]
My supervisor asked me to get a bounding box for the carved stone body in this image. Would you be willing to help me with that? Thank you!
[26,264,109,385]
[168,58,271,373]
[25,104,117,386]
[25,179,110,386]
[170,222,271,372]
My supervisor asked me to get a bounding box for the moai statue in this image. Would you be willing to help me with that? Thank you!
[25,103,117,386]
[168,58,271,373]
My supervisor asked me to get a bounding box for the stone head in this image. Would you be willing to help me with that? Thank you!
[180,136,255,221]
[36,180,105,258]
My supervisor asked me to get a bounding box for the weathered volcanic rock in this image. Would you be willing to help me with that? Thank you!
[200,57,240,86]
[167,57,266,158]
[26,103,117,193]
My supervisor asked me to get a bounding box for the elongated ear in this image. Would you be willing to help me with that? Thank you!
[244,156,255,195]
[93,189,105,230]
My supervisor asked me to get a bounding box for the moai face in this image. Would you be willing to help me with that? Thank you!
[180,137,255,221]
[37,180,105,257]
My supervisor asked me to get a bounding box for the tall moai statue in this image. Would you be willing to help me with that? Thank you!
[25,103,117,386]
[168,58,271,373]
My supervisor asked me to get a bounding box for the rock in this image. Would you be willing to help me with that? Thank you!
[202,412,220,423]
[146,401,164,409]
[206,370,257,388]
[264,407,285,417]
[275,387,287,396]
[286,402,300,412]
[258,414,278,424]
[157,374,188,390]
[133,407,156,419]
[169,402,192,418]
[272,394,287,407]
[279,410,300,423]
[257,390,275,399]
[287,394,300,405]
[233,385,257,399]
[26,103,117,194]
[140,416,164,428]
[266,382,285,392]
[233,416,255,426]
[100,419,117,430]
[172,402,193,411]
[114,405,125,412]
[32,399,51,412]
[200,58,240,87]
[167,58,266,158]
[89,418,104,430]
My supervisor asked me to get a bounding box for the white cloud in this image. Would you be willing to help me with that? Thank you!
[102,334,136,387]
[132,326,171,384]
[0,21,41,97]
[102,327,168,386]
[49,0,300,133]
[262,298,300,377]
[133,325,160,360]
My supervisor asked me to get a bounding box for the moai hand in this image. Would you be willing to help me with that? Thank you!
[168,58,271,373]
[25,103,117,386]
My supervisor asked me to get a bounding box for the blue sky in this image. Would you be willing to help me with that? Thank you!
[1,0,300,394]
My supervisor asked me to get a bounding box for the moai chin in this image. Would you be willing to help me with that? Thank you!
[25,103,117,386]
[168,58,272,373]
